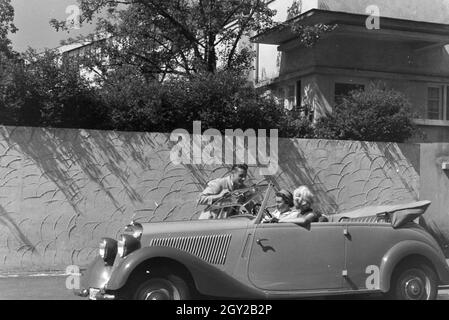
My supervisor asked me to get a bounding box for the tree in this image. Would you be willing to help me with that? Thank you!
[97,64,161,131]
[1,49,107,128]
[0,0,19,123]
[51,0,336,81]
[313,86,419,143]
[0,0,17,56]
[1,0,340,133]
[51,0,276,78]
[98,67,290,133]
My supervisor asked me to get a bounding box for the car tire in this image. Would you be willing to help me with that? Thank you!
[132,268,191,300]
[388,262,438,300]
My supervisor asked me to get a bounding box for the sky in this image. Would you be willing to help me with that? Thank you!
[9,0,97,52]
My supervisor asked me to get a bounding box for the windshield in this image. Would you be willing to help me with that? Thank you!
[204,183,271,219]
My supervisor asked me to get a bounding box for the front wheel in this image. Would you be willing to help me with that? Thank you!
[133,271,191,300]
[388,262,438,300]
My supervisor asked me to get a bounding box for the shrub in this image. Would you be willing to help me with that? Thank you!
[313,87,418,142]
[147,71,289,134]
[1,49,108,129]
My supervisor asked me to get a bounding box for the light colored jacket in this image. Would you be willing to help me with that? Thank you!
[198,176,235,206]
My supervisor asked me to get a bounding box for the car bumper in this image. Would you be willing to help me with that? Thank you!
[74,256,117,300]
[74,288,116,300]
[440,260,449,285]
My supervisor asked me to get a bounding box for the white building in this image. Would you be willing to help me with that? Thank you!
[252,0,449,142]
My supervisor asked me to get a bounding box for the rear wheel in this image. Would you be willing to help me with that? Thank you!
[132,268,191,300]
[388,262,438,300]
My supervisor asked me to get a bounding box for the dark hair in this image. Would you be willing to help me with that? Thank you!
[231,164,248,172]
[275,190,294,207]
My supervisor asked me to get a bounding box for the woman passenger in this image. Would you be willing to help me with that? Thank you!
[279,186,321,227]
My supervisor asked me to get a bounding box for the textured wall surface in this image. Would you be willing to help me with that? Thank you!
[0,126,420,273]
[420,143,449,256]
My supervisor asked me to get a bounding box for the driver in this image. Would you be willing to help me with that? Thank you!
[198,164,248,219]
[263,189,294,223]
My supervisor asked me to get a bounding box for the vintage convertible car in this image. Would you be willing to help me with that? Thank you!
[75,183,449,300]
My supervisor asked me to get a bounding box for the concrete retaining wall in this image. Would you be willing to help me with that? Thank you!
[420,143,449,256]
[0,126,421,273]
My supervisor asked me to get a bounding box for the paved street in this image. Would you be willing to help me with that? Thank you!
[0,275,448,300]
[0,275,83,300]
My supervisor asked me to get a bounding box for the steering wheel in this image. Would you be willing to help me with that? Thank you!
[237,202,255,216]
[250,203,272,218]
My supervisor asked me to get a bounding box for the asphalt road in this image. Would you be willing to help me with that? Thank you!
[0,275,448,300]
[0,275,83,300]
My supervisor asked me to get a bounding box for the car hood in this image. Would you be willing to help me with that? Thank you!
[140,217,253,238]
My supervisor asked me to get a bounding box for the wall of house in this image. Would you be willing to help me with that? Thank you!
[269,33,449,138]
[256,0,449,85]
[414,125,449,143]
[0,126,422,273]
[257,0,319,83]
[267,0,449,24]
[282,36,449,79]
[317,0,449,24]
[313,37,415,75]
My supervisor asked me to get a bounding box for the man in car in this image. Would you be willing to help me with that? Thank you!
[198,164,249,219]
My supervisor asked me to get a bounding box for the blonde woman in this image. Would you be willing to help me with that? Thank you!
[279,186,321,227]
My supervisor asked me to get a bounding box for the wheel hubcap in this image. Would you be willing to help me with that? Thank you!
[399,269,432,300]
[145,289,170,300]
[405,278,424,299]
[139,278,181,300]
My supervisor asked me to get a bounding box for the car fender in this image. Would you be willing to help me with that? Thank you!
[81,256,115,290]
[380,240,449,292]
[105,246,265,299]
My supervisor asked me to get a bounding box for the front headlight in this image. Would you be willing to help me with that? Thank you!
[117,234,141,258]
[124,221,143,240]
[99,238,118,265]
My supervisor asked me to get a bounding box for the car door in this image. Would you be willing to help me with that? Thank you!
[247,222,347,291]
[344,222,394,291]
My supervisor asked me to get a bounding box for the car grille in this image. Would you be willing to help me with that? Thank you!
[150,234,232,265]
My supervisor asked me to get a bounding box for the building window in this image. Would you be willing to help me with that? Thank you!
[425,85,449,121]
[427,86,442,120]
[276,81,302,110]
[296,80,302,107]
[446,86,449,120]
[334,83,365,105]
[284,85,296,110]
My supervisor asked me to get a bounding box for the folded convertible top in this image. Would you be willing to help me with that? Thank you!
[328,200,431,228]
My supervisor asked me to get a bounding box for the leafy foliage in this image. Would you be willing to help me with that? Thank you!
[313,87,418,142]
[2,48,297,134]
[1,0,413,144]
[99,67,291,134]
[280,105,315,139]
[289,23,337,48]
[51,0,276,78]
[286,0,302,20]
[50,0,336,81]
[0,0,17,55]
[0,0,18,91]
[0,49,107,128]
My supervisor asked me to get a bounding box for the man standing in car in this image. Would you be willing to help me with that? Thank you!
[198,164,248,219]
